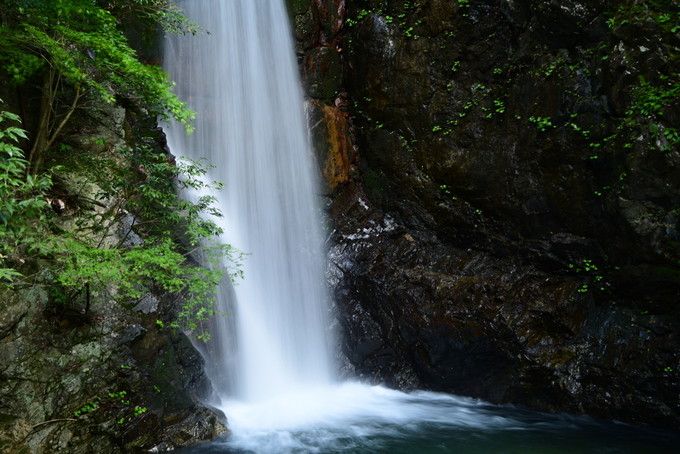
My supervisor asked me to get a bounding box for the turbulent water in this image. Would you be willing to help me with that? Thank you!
[163,1,678,453]
[180,383,677,453]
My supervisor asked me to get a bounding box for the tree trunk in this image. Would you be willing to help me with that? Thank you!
[27,70,54,173]
[27,69,81,175]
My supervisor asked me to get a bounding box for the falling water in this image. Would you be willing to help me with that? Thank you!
[162,1,680,453]
[163,0,332,403]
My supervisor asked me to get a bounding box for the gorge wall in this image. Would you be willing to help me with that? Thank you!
[289,0,680,428]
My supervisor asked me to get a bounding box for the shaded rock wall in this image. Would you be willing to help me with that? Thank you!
[289,0,680,428]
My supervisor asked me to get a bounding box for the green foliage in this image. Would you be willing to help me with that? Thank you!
[0,108,52,283]
[607,0,680,34]
[345,7,371,27]
[345,1,424,39]
[0,2,232,336]
[357,8,371,21]
[618,72,680,154]
[57,239,183,297]
[108,390,128,401]
[0,0,194,127]
[0,105,240,339]
[77,389,150,425]
[627,76,680,123]
[74,400,99,417]
[528,116,554,132]
[439,184,452,197]
[566,116,592,140]
[604,1,680,153]
[48,141,242,337]
[571,259,598,273]
[105,0,199,35]
[569,259,608,293]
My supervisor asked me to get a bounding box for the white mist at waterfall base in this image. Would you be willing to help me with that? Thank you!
[162,1,680,453]
[215,383,519,452]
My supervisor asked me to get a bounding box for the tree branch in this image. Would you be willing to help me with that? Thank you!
[43,86,82,155]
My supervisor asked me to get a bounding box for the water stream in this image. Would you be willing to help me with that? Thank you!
[164,0,333,404]
[163,1,677,452]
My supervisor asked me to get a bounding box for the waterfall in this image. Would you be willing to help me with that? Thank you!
[163,0,333,404]
[157,2,680,453]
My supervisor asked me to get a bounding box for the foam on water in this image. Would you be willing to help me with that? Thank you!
[217,382,519,452]
[200,383,677,454]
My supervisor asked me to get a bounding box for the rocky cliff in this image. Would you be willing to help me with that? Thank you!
[0,100,225,453]
[289,0,680,428]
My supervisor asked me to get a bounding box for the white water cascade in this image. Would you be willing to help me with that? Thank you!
[163,0,333,403]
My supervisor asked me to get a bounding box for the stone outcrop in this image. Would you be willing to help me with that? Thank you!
[0,286,225,453]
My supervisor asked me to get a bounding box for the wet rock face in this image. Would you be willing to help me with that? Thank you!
[0,286,225,453]
[293,0,679,428]
[304,46,343,100]
[288,0,357,193]
[308,100,353,192]
[329,188,680,427]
